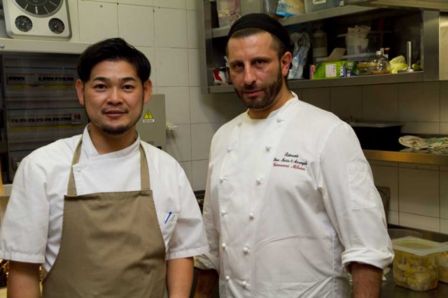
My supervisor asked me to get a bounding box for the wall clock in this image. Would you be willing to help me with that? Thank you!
[2,0,71,39]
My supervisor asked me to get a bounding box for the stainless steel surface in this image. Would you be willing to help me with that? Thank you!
[209,71,425,93]
[406,40,413,72]
[382,269,448,298]
[388,224,448,242]
[346,0,448,11]
[364,149,448,166]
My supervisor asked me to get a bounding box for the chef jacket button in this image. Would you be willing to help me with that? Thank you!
[225,275,230,281]
[256,178,262,185]
[222,243,227,250]
[221,210,227,216]
[219,177,224,183]
[227,147,232,153]
[242,281,248,288]
[265,146,271,152]
[243,246,249,254]
[249,213,255,220]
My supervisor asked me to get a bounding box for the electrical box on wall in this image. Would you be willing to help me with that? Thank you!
[136,94,167,150]
[1,0,71,39]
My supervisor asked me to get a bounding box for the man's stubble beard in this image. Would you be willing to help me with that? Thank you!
[86,99,144,136]
[235,67,283,110]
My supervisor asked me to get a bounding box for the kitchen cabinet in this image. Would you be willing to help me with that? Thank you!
[201,1,448,93]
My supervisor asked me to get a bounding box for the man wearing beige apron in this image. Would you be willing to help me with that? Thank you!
[0,38,208,298]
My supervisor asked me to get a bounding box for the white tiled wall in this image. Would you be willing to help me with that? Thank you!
[296,81,448,234]
[86,1,245,190]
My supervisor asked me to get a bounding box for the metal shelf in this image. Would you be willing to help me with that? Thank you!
[208,71,425,93]
[211,6,378,38]
[346,0,448,11]
[364,149,448,166]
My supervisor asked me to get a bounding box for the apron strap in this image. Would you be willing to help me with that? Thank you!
[139,145,150,190]
[67,140,150,196]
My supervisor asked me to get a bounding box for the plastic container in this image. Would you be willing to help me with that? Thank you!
[345,25,370,55]
[438,247,448,283]
[305,0,341,13]
[392,237,448,291]
[216,0,240,28]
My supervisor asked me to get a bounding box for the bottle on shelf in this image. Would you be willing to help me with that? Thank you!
[371,48,390,74]
[312,28,327,62]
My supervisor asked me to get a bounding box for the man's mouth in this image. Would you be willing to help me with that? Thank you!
[243,89,262,97]
[103,109,126,117]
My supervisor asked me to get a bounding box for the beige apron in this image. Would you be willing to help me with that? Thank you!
[42,141,166,298]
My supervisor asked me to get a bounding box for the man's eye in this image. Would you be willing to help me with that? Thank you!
[230,64,243,73]
[93,84,107,90]
[254,60,267,67]
[123,84,135,91]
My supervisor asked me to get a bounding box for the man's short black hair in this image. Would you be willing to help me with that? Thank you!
[77,38,151,83]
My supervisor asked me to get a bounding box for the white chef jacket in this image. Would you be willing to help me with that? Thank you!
[196,94,394,298]
[0,127,208,272]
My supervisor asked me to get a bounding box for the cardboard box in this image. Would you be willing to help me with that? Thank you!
[312,60,347,79]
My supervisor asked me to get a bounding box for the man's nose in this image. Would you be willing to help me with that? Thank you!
[108,87,121,104]
[243,67,256,85]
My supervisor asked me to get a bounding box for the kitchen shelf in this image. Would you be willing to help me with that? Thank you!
[211,5,378,38]
[364,149,448,166]
[346,0,448,12]
[209,71,424,93]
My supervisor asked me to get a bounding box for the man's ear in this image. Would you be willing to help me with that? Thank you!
[75,79,85,106]
[280,51,293,77]
[143,79,153,104]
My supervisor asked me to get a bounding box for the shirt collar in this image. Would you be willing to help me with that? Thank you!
[81,126,141,160]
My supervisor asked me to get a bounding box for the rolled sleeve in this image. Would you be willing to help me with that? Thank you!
[0,155,49,264]
[165,163,208,260]
[320,122,394,269]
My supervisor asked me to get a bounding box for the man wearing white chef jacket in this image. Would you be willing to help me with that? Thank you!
[0,38,208,298]
[194,13,393,298]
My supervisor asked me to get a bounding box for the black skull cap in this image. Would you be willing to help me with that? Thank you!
[227,13,292,52]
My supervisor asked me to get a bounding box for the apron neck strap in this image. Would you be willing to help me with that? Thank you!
[67,140,150,196]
